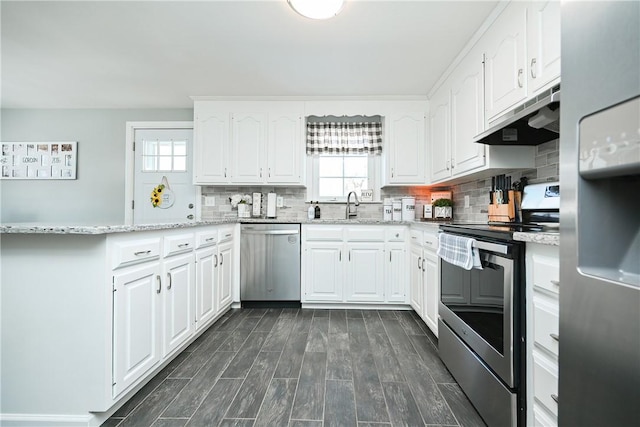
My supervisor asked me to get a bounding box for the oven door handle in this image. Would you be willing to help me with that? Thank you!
[474,240,509,255]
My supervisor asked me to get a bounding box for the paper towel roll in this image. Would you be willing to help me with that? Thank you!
[266,192,277,218]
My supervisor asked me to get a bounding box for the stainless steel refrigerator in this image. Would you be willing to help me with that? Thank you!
[560,2,640,426]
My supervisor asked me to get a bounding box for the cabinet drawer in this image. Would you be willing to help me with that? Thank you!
[111,238,161,269]
[423,232,438,250]
[196,229,218,248]
[386,227,406,242]
[347,227,385,242]
[164,233,195,257]
[531,252,560,294]
[409,230,423,245]
[533,293,559,357]
[304,226,343,241]
[218,226,234,243]
[533,350,559,416]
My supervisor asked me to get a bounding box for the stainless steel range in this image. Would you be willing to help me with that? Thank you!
[437,182,560,427]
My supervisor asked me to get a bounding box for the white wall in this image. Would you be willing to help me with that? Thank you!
[1,108,192,223]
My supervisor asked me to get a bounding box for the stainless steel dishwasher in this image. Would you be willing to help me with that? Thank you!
[240,223,301,307]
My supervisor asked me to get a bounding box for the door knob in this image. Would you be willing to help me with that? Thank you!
[187,214,194,220]
[188,203,194,209]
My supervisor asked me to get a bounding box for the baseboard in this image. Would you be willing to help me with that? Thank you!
[301,303,412,310]
[0,413,95,427]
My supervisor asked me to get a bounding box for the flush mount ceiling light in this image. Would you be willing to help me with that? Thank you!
[287,0,345,20]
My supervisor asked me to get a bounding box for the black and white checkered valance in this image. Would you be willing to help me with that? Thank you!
[306,121,383,155]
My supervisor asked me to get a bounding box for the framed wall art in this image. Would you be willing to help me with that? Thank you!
[0,142,77,180]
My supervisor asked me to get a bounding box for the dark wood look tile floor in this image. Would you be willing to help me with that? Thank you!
[104,309,486,427]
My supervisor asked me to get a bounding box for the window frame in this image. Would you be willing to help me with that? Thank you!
[307,153,381,202]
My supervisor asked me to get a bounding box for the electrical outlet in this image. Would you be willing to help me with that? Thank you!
[276,196,284,207]
[204,196,216,207]
[464,195,470,208]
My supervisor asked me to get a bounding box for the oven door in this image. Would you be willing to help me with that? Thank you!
[439,239,516,388]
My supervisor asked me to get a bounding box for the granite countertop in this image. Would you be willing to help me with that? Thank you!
[513,231,560,246]
[1,217,418,234]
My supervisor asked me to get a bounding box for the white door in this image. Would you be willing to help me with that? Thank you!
[267,113,303,184]
[409,244,424,316]
[386,244,407,303]
[304,242,344,302]
[423,250,440,336]
[345,243,385,302]
[134,128,197,224]
[387,112,426,184]
[217,240,234,312]
[232,113,266,183]
[195,246,217,329]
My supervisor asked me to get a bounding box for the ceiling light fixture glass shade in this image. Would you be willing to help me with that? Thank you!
[287,0,345,20]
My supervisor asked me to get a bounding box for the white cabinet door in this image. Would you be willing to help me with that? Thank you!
[217,240,233,312]
[195,246,217,330]
[304,242,344,302]
[484,1,528,122]
[193,108,231,184]
[267,112,303,184]
[423,250,439,336]
[345,242,385,303]
[386,244,407,303]
[409,244,424,316]
[429,89,452,182]
[112,263,161,397]
[231,113,267,183]
[527,0,561,93]
[387,112,426,184]
[163,253,195,357]
[450,53,486,176]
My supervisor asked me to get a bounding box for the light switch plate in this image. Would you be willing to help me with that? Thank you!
[276,196,284,207]
[204,196,215,207]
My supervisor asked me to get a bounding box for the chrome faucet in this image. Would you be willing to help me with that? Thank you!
[346,191,360,219]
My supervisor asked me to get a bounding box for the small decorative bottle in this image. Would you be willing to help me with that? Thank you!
[314,204,321,219]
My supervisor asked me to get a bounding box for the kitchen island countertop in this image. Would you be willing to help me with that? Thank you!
[513,231,559,246]
[0,217,422,234]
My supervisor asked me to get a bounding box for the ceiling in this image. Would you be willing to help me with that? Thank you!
[1,0,498,109]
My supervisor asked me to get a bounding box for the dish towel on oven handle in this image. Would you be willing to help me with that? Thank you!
[437,232,483,270]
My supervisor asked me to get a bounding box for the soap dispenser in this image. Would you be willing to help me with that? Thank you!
[307,203,315,220]
[314,204,321,219]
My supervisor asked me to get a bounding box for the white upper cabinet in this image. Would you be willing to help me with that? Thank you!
[268,112,304,184]
[484,1,528,122]
[450,53,486,175]
[193,101,304,186]
[527,1,561,94]
[429,86,452,182]
[386,112,427,184]
[484,1,561,123]
[232,113,267,183]
[193,106,231,184]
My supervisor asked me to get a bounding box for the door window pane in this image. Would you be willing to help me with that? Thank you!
[141,139,187,172]
[318,154,368,199]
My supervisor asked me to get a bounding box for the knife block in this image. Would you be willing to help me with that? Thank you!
[488,190,518,222]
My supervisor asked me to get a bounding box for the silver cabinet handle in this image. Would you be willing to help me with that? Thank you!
[214,254,218,267]
[187,214,194,220]
[349,250,351,262]
[551,394,559,404]
[224,168,227,178]
[260,167,263,178]
[225,233,232,238]
[390,251,392,262]
[550,280,560,287]
[451,158,455,169]
[167,272,172,290]
[205,237,215,242]
[134,250,151,256]
[518,69,524,88]
[391,167,394,178]
[178,243,190,248]
[268,168,271,178]
[446,160,450,170]
[530,58,537,78]
[156,275,162,294]
[422,258,426,271]
[339,250,342,262]
[220,253,224,265]
[418,256,422,270]
[550,333,559,341]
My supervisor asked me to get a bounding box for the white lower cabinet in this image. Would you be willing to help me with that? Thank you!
[345,242,385,302]
[217,238,234,311]
[111,225,236,401]
[112,262,162,398]
[162,252,195,357]
[409,226,440,336]
[526,242,560,427]
[302,225,407,305]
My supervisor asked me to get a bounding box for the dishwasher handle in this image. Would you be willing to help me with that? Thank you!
[242,229,299,235]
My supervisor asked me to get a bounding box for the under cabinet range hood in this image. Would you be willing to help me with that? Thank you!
[475,88,560,146]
